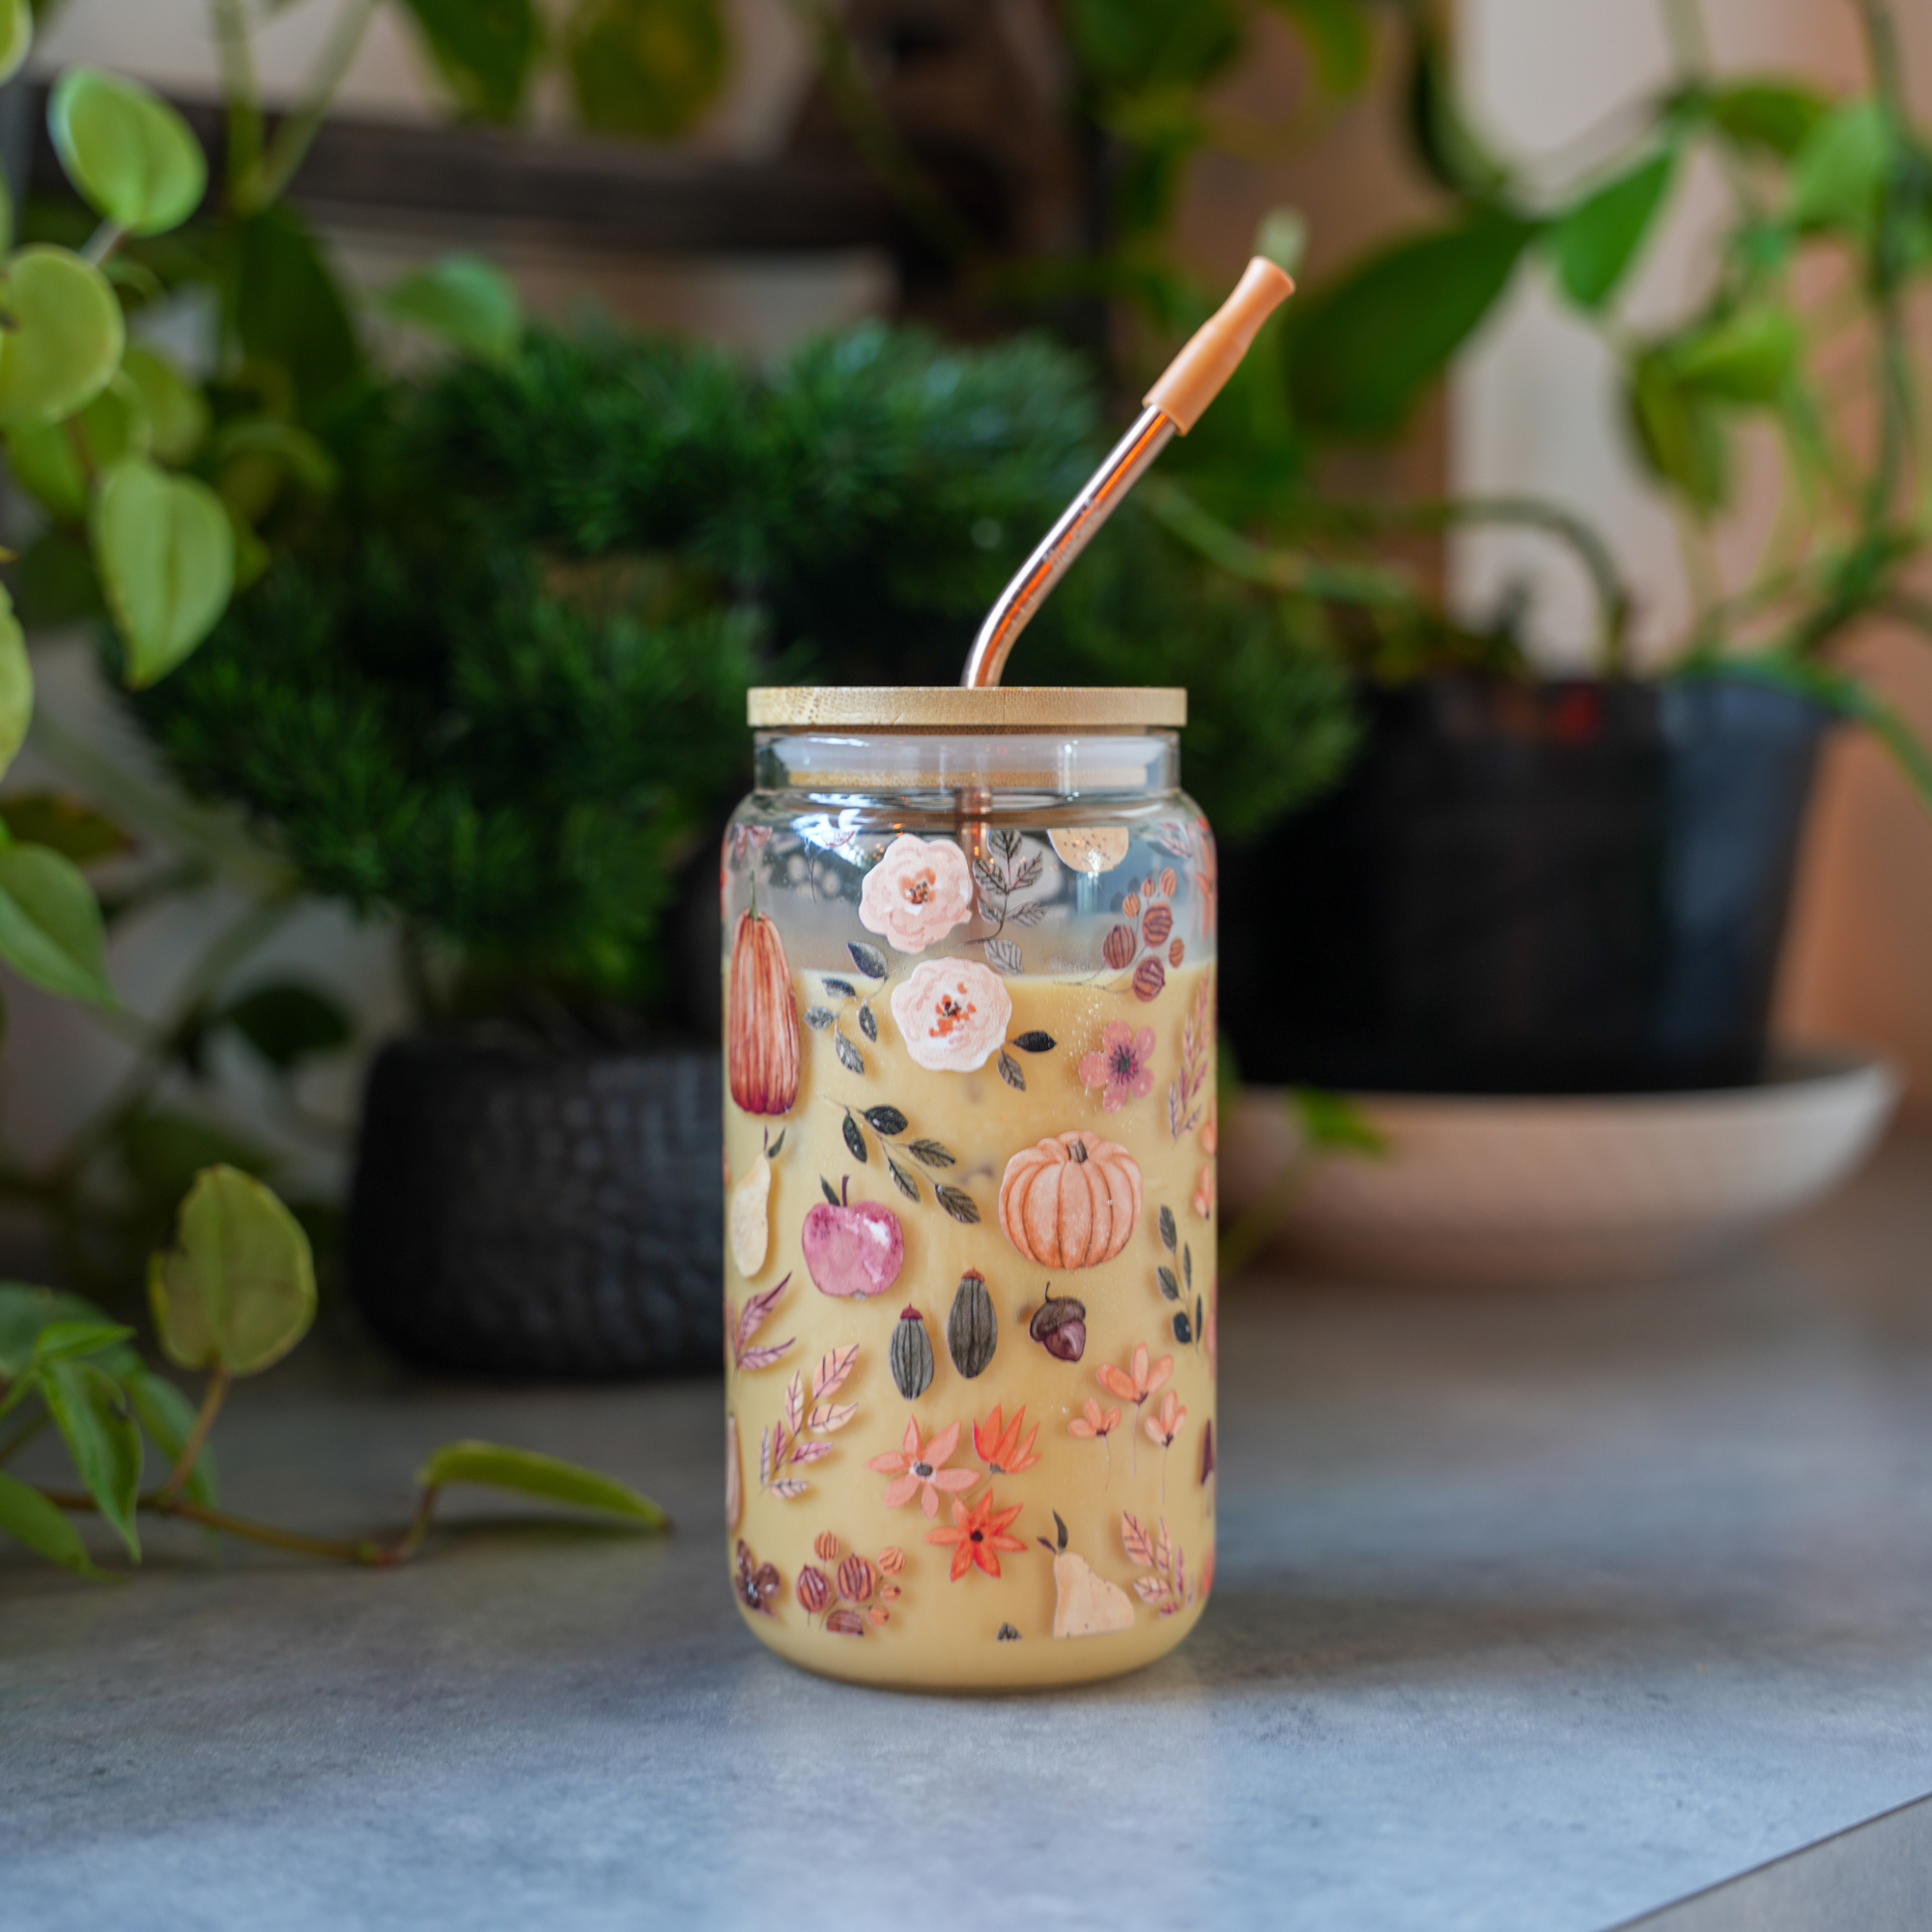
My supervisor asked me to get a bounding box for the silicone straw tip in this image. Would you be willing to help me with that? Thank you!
[1143,255,1296,434]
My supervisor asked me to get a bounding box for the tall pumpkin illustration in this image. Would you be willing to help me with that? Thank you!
[728,909,800,1117]
[999,1131,1143,1269]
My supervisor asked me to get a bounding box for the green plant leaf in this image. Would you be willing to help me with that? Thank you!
[1406,25,1509,198]
[1629,353,1728,511]
[235,207,363,421]
[210,417,339,495]
[417,1439,669,1530]
[1292,1087,1387,1155]
[0,1283,117,1378]
[5,371,149,523]
[41,1357,142,1559]
[1264,0,1373,97]
[0,795,129,867]
[1287,213,1535,437]
[120,344,209,465]
[1707,80,1829,160]
[0,0,32,88]
[0,840,112,1002]
[396,0,542,122]
[48,68,207,238]
[378,254,523,367]
[1066,0,1242,90]
[1787,100,1889,236]
[0,1469,109,1580]
[0,583,28,783]
[124,1369,217,1507]
[0,245,126,429]
[1551,149,1674,309]
[563,0,730,140]
[32,1320,135,1366]
[93,457,236,687]
[1668,308,1801,403]
[218,981,353,1070]
[148,1164,316,1377]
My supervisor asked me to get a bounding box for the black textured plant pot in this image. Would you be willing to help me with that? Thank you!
[348,1037,723,1377]
[1220,674,1830,1095]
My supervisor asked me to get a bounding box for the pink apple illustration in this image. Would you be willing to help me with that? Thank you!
[802,1179,905,1300]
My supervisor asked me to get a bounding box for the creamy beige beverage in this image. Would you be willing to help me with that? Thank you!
[724,793,1217,1688]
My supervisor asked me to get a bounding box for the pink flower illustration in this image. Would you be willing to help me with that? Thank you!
[859,835,974,952]
[1078,1021,1156,1112]
[890,958,1011,1074]
[867,1417,978,1519]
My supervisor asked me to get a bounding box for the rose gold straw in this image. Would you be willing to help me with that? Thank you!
[960,256,1295,691]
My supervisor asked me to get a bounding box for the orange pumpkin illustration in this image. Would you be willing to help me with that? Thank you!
[727,909,799,1116]
[998,1131,1144,1270]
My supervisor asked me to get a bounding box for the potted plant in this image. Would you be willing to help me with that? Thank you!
[1116,0,1932,1097]
[128,320,1357,1373]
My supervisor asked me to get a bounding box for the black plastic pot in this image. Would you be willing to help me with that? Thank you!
[1220,674,1830,1095]
[347,1037,723,1377]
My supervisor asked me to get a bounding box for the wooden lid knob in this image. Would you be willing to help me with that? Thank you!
[1143,256,1295,434]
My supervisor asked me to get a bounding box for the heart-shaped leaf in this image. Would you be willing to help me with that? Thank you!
[395,0,541,122]
[92,457,235,687]
[377,253,523,367]
[149,1165,316,1378]
[49,67,207,237]
[0,584,28,783]
[1551,149,1675,310]
[6,371,149,523]
[41,1356,143,1559]
[0,0,31,89]
[0,246,125,428]
[0,841,112,1003]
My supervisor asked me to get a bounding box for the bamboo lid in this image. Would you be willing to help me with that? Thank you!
[748,687,1186,732]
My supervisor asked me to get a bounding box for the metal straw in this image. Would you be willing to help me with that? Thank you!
[960,256,1295,691]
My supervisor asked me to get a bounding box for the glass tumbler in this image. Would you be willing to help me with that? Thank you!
[722,687,1217,1689]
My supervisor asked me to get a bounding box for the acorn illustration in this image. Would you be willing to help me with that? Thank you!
[889,1305,934,1399]
[1028,1287,1088,1363]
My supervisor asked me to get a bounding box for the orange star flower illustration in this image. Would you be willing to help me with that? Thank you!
[973,1404,1041,1476]
[925,1490,1027,1581]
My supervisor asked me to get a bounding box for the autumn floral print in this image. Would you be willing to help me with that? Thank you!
[867,1417,976,1518]
[926,1490,1026,1581]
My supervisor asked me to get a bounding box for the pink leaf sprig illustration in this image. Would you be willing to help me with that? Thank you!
[728,1271,795,1373]
[1168,974,1212,1142]
[1122,1510,1193,1617]
[797,1530,905,1635]
[759,1344,861,1500]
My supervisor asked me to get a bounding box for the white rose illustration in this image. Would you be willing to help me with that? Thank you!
[859,835,974,953]
[889,958,1012,1073]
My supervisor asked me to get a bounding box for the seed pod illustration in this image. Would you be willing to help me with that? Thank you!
[837,1554,877,1604]
[1132,955,1167,1003]
[1141,904,1174,949]
[1102,923,1137,971]
[727,909,800,1117]
[947,1270,998,1378]
[797,1565,830,1614]
[1029,1286,1088,1363]
[889,1304,934,1399]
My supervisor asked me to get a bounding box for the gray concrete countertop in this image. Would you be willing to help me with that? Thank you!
[7,1136,1932,1932]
